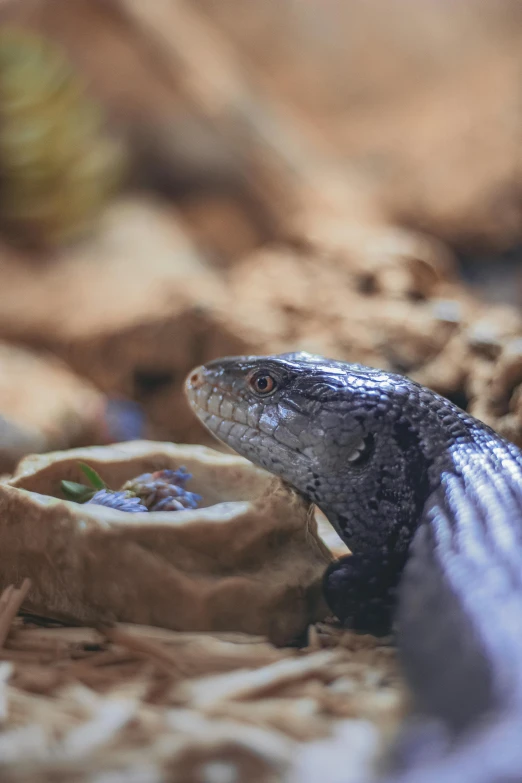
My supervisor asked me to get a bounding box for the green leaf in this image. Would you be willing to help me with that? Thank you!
[79,463,107,490]
[61,480,96,503]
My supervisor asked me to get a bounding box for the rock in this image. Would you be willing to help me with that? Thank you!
[197,0,522,252]
[469,336,522,444]
[0,342,107,472]
[7,0,522,255]
[226,226,522,446]
[0,197,247,443]
[177,193,266,267]
[227,228,477,378]
[6,441,332,644]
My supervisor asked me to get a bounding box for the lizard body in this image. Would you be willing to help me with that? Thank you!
[186,352,522,781]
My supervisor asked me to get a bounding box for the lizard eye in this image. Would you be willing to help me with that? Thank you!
[248,371,277,396]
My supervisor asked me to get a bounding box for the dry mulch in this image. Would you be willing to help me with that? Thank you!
[0,581,405,782]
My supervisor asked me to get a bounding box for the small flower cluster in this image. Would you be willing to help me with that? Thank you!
[123,468,202,512]
[61,463,201,514]
[86,489,148,513]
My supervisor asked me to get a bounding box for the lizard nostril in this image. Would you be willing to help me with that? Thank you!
[187,367,204,390]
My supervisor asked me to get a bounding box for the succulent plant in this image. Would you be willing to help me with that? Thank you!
[0,27,124,248]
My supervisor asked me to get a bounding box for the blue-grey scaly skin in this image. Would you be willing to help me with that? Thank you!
[185,352,522,781]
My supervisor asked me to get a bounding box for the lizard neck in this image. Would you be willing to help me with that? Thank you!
[313,397,494,556]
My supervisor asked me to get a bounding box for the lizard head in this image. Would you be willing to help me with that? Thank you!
[185,352,436,549]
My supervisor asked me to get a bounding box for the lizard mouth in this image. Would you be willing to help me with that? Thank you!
[185,365,257,447]
[185,365,238,421]
[185,365,312,466]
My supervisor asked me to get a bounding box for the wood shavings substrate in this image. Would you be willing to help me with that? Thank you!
[0,583,405,783]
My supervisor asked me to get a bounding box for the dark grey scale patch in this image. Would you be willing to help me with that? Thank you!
[374,465,401,504]
[363,420,434,560]
[283,397,309,416]
[397,420,432,511]
[305,483,321,501]
[307,382,345,401]
[394,419,421,453]
[323,546,410,634]
[339,521,354,539]
[311,472,323,489]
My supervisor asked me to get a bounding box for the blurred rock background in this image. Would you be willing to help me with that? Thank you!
[0,0,521,464]
[0,3,521,781]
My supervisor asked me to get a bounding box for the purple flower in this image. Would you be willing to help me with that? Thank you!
[86,489,148,513]
[123,467,201,511]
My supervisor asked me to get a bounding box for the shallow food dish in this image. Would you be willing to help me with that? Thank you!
[3,440,332,644]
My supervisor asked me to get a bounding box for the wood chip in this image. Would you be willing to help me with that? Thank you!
[0,580,31,648]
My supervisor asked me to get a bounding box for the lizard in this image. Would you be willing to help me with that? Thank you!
[185,351,522,782]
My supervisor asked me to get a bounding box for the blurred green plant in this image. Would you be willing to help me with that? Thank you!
[0,27,125,248]
[61,462,107,503]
